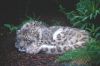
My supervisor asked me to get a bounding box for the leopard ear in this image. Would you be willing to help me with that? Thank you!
[21,23,30,29]
[32,20,48,27]
[16,30,21,34]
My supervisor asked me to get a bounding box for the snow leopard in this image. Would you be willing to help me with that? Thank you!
[15,20,89,54]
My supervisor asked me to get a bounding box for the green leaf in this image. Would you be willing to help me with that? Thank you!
[82,16,88,21]
[95,27,100,33]
[73,21,81,26]
[89,13,93,19]
[95,33,100,38]
[95,10,100,15]
[86,28,92,32]
[81,23,88,29]
[4,24,18,32]
[4,24,11,29]
[71,16,80,21]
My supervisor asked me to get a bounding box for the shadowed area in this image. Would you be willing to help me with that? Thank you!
[0,27,59,66]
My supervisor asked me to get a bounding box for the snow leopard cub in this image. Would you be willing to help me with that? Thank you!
[15,20,89,54]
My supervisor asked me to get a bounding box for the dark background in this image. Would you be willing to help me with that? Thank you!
[0,0,78,25]
[0,1,100,66]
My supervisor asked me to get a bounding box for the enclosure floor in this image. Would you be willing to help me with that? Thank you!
[0,26,69,66]
[0,15,99,66]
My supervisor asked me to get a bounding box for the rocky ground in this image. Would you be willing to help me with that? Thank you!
[0,15,99,66]
[0,21,78,66]
[0,26,63,66]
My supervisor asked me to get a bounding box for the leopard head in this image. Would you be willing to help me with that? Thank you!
[15,26,41,52]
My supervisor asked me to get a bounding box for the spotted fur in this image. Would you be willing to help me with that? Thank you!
[15,20,89,54]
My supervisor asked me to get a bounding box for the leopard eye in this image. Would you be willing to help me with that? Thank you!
[27,40,33,45]
[16,38,21,42]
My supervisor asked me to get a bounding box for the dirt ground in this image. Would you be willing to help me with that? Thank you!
[0,26,63,66]
[0,15,99,66]
[3,21,84,66]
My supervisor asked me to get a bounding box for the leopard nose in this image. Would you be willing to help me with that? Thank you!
[18,47,26,52]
